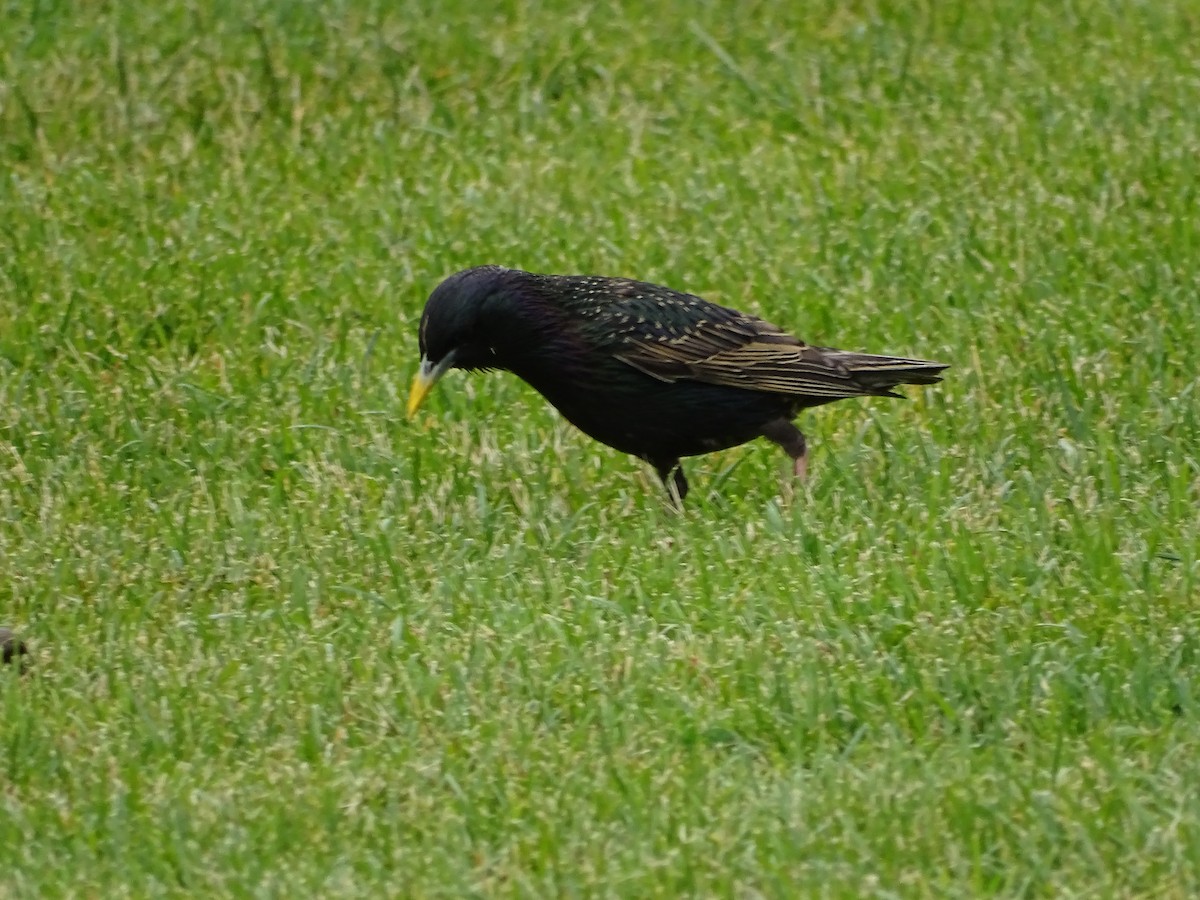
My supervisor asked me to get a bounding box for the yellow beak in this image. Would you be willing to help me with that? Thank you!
[407,355,452,418]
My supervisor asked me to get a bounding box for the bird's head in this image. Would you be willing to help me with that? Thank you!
[407,266,514,417]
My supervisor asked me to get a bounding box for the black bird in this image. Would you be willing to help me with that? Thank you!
[408,266,947,501]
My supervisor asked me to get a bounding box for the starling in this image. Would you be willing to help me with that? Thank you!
[408,266,947,501]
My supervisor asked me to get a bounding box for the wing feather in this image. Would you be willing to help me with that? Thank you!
[611,310,871,399]
[554,275,945,399]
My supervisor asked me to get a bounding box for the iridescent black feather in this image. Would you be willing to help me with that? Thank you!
[412,266,947,501]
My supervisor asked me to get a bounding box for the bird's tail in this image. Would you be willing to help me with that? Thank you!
[820,349,948,396]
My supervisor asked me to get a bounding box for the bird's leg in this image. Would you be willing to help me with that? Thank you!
[760,419,809,483]
[652,458,688,507]
[671,466,689,503]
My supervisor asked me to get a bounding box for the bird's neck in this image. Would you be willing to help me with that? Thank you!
[482,286,586,381]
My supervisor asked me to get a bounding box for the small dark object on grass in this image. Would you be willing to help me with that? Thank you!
[1,627,28,670]
[409,266,947,502]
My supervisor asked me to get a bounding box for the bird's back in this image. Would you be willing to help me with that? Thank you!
[516,271,946,403]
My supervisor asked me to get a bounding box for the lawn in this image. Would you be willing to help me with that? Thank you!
[2,0,1198,895]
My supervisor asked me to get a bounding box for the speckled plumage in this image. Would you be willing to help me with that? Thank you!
[410,265,948,501]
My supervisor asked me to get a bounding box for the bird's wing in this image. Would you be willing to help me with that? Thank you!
[588,283,868,399]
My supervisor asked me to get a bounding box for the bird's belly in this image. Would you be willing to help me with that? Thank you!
[534,374,794,460]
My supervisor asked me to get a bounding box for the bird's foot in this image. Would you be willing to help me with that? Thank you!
[652,459,688,509]
[780,451,809,505]
[793,452,808,483]
[762,418,808,488]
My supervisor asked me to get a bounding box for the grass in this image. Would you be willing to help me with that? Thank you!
[2,0,1198,894]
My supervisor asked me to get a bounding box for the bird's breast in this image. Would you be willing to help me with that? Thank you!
[506,356,795,460]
